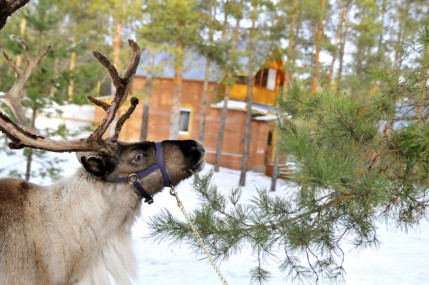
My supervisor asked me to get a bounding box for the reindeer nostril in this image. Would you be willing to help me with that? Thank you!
[178,140,205,159]
[193,141,205,152]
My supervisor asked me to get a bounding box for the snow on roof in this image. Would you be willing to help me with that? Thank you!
[254,114,278,121]
[210,99,284,121]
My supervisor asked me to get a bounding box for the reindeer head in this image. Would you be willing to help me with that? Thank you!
[0,38,206,204]
[80,140,205,199]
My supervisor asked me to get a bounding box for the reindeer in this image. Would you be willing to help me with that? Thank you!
[0,38,205,284]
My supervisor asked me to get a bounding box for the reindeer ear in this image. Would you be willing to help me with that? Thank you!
[81,156,116,179]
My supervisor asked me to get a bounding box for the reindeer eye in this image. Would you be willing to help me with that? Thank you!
[133,153,143,162]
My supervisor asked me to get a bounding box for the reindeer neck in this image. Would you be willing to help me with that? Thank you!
[42,168,142,235]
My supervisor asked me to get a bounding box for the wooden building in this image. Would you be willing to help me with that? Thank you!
[96,50,286,174]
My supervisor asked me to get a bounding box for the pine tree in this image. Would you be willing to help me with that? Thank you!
[310,0,326,94]
[214,0,243,172]
[141,0,205,140]
[239,0,257,187]
[197,0,219,143]
[0,1,103,181]
[270,0,298,191]
[147,28,429,283]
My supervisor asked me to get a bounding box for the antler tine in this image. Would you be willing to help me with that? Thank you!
[10,35,31,63]
[88,40,141,142]
[122,39,141,80]
[0,35,51,129]
[87,95,110,111]
[1,48,20,75]
[110,97,139,142]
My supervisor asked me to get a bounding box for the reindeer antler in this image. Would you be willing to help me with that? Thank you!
[0,38,142,155]
[87,39,141,143]
[0,35,50,128]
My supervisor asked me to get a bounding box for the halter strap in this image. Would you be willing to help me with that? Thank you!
[114,142,170,204]
[156,141,170,187]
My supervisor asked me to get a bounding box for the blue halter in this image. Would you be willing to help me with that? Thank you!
[114,142,170,204]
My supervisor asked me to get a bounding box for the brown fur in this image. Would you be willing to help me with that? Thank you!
[0,140,205,285]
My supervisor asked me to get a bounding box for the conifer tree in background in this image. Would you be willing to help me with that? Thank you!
[138,48,154,141]
[214,0,243,172]
[140,0,205,140]
[0,1,67,182]
[198,0,218,143]
[239,0,257,187]
[327,0,350,91]
[0,1,105,182]
[270,0,298,191]
[310,0,326,94]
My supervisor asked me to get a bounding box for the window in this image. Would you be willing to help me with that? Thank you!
[255,68,267,87]
[267,130,273,146]
[255,68,277,91]
[235,75,249,85]
[266,69,276,91]
[179,108,191,134]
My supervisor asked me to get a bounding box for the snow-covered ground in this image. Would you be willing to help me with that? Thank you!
[1,150,428,285]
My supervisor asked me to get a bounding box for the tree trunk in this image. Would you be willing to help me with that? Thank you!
[113,16,122,70]
[335,1,350,95]
[25,105,37,181]
[199,57,211,142]
[416,45,428,124]
[199,0,217,142]
[170,41,184,140]
[327,0,346,91]
[270,129,282,192]
[24,148,33,182]
[377,0,387,54]
[15,14,27,67]
[214,85,230,172]
[140,49,154,141]
[310,0,326,95]
[239,1,257,187]
[67,51,76,101]
[214,0,242,172]
[282,0,297,93]
[386,1,410,132]
[109,15,122,137]
[50,57,59,98]
[394,1,410,82]
[271,0,298,191]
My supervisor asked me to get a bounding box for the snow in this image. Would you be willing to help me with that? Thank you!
[253,114,278,121]
[210,99,271,115]
[1,152,429,284]
[36,104,95,133]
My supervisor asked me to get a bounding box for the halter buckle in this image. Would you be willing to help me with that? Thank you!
[128,173,139,185]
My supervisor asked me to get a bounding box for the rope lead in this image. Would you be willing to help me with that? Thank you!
[169,186,229,285]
